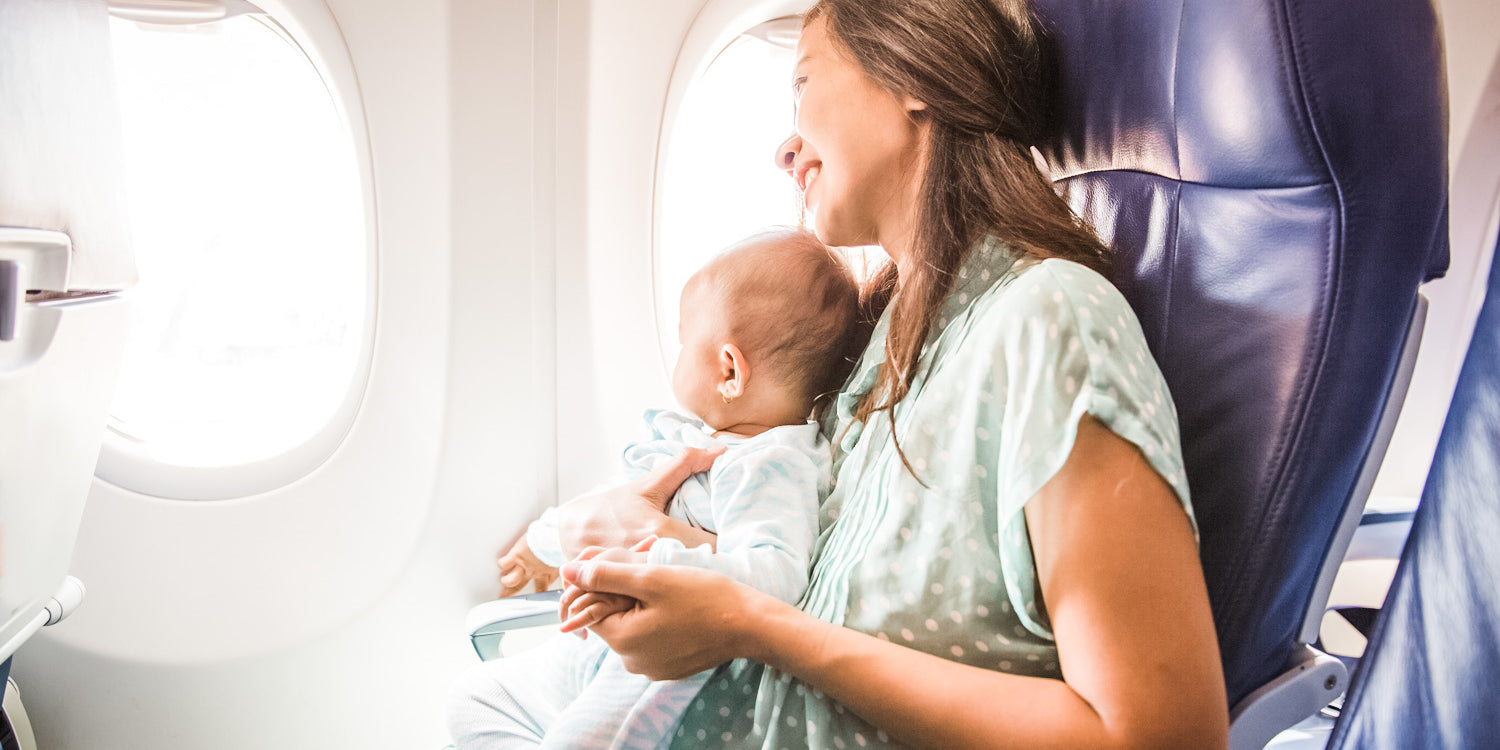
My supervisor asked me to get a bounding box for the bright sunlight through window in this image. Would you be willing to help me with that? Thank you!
[107,15,367,469]
[656,29,885,361]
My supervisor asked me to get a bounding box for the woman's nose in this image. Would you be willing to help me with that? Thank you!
[774,132,801,172]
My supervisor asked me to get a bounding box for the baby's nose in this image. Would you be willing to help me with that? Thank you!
[774,132,801,171]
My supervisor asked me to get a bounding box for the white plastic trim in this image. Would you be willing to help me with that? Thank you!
[0,612,47,667]
[0,577,87,664]
[1299,294,1429,645]
[92,0,380,501]
[41,577,87,627]
[0,228,70,292]
[108,0,260,25]
[1447,43,1500,371]
[464,592,564,661]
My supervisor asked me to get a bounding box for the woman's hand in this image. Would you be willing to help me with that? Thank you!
[558,556,784,680]
[496,535,558,598]
[553,446,725,559]
[557,538,655,635]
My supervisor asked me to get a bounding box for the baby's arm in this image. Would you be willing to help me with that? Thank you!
[645,443,821,604]
[495,509,564,597]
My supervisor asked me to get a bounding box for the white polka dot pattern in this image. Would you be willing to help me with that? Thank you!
[669,239,1195,748]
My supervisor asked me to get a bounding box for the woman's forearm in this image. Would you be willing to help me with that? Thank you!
[747,604,1108,750]
[747,602,1215,750]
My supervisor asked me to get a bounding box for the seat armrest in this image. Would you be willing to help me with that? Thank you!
[1228,645,1347,750]
[465,591,563,661]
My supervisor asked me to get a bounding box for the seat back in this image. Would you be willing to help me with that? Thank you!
[1328,228,1500,750]
[1029,0,1448,714]
[0,0,135,292]
[0,0,135,667]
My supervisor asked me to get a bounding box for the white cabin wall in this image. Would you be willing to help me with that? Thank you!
[13,1,712,747]
[554,0,701,503]
[1441,0,1500,160]
[1371,0,1500,505]
[438,0,558,602]
[15,0,478,748]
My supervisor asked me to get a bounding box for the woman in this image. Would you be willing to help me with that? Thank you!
[546,0,1229,746]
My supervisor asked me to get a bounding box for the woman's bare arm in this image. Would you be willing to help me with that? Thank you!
[569,417,1226,750]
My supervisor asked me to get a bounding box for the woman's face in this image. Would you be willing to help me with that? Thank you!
[777,17,928,255]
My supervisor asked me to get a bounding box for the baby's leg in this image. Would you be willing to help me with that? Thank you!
[540,651,711,750]
[446,633,611,749]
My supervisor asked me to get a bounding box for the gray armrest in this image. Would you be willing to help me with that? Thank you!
[1228,644,1347,750]
[465,591,563,661]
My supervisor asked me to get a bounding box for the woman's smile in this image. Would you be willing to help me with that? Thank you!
[774,15,929,253]
[798,164,821,202]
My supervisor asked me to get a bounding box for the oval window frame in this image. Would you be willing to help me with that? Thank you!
[649,0,812,377]
[93,0,379,501]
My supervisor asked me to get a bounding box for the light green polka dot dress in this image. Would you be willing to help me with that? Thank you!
[667,237,1196,749]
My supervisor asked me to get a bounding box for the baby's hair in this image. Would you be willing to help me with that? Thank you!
[694,228,862,417]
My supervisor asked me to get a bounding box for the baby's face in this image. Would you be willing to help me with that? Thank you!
[671,277,730,424]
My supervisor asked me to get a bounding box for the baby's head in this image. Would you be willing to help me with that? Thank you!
[673,228,860,433]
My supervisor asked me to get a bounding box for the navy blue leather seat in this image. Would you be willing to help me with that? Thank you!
[1029,0,1447,742]
[1328,229,1500,750]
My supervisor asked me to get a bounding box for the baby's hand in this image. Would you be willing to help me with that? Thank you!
[559,590,636,636]
[497,535,559,598]
[557,539,655,636]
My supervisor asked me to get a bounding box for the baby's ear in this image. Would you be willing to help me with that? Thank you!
[718,343,748,399]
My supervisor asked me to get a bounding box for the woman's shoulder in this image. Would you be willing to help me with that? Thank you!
[970,257,1135,344]
[993,257,1120,306]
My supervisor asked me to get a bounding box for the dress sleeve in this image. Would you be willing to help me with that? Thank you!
[987,260,1195,639]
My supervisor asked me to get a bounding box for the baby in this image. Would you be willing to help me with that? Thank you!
[447,228,861,750]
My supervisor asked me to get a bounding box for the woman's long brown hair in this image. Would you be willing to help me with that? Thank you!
[808,0,1113,477]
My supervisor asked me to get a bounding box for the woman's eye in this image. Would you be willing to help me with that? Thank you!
[792,76,807,96]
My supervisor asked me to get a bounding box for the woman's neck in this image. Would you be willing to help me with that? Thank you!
[877,207,919,273]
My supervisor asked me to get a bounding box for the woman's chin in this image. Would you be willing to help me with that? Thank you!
[813,224,863,251]
[805,212,848,247]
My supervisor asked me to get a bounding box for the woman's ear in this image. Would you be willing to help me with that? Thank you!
[717,343,748,401]
[903,95,927,114]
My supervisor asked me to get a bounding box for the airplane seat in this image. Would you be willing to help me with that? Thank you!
[0,0,137,726]
[1326,225,1500,750]
[1027,0,1447,747]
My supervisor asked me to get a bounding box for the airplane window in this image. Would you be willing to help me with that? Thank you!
[656,28,885,359]
[104,14,368,472]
